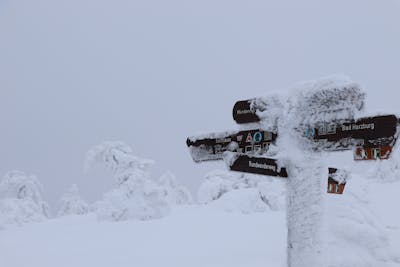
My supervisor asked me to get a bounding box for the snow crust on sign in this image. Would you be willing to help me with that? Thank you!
[236,75,364,133]
[187,130,251,162]
[187,130,239,143]
[330,168,350,184]
[284,75,364,129]
[249,94,285,132]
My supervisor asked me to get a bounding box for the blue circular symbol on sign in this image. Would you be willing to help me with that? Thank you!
[305,128,316,138]
[253,132,263,143]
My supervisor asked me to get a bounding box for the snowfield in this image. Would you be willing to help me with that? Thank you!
[1,171,400,267]
[0,205,287,267]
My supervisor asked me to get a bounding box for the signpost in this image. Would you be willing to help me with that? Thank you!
[186,80,399,267]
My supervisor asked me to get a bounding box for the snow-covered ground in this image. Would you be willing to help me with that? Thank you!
[1,172,399,267]
[0,205,287,267]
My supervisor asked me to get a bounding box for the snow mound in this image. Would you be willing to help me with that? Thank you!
[197,170,244,204]
[322,174,400,267]
[258,180,286,211]
[58,184,89,217]
[157,171,193,205]
[208,188,269,214]
[198,169,286,213]
[366,142,400,183]
[0,171,49,226]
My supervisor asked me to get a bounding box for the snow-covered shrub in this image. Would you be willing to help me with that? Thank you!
[157,171,192,205]
[197,170,244,204]
[85,141,169,221]
[0,170,49,225]
[58,184,89,217]
[197,169,284,212]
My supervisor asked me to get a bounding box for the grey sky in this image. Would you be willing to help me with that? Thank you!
[1,0,400,209]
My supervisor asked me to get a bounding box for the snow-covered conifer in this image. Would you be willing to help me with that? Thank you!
[0,170,49,225]
[85,141,169,221]
[58,184,89,216]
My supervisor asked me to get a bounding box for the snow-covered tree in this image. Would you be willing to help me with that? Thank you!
[58,184,89,217]
[85,141,169,221]
[157,171,192,205]
[0,170,49,225]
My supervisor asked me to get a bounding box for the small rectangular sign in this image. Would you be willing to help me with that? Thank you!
[327,168,346,194]
[229,154,288,177]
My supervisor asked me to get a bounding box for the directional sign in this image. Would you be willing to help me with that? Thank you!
[309,115,399,153]
[229,154,288,177]
[186,129,277,162]
[232,99,263,124]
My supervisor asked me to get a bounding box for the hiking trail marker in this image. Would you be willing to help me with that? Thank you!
[186,78,399,267]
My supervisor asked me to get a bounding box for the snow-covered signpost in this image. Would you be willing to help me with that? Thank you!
[186,76,399,267]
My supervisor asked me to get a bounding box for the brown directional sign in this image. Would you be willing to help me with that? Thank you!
[309,115,399,151]
[232,99,263,124]
[327,168,346,194]
[229,154,288,177]
[186,129,277,162]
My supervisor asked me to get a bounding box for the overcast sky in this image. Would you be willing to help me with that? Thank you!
[1,0,400,209]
